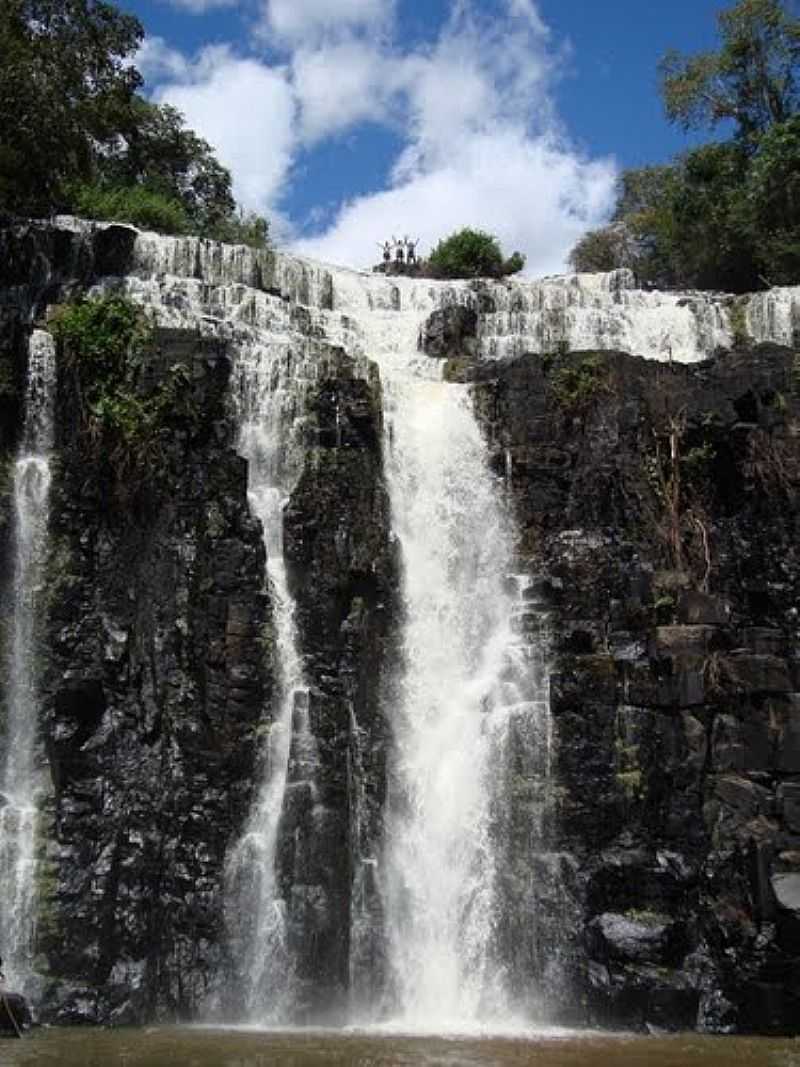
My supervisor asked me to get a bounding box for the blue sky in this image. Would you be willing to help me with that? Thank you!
[123,0,728,273]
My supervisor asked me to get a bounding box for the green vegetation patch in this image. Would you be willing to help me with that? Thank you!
[51,296,200,505]
[427,228,525,279]
[568,0,800,291]
[549,353,609,413]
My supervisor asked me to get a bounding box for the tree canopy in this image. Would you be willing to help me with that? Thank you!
[428,229,525,279]
[660,0,800,144]
[0,0,143,214]
[568,0,799,291]
[0,0,268,245]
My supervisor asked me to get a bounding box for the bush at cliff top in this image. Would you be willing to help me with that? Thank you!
[428,229,526,279]
[71,183,191,236]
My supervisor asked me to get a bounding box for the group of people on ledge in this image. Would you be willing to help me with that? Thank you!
[378,235,421,268]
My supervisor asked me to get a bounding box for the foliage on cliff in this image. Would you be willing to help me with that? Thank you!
[0,0,268,246]
[428,228,525,279]
[569,0,799,291]
[52,296,200,505]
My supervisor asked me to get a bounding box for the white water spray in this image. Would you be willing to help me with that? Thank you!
[224,339,320,1021]
[0,329,55,989]
[382,379,519,1025]
[327,273,552,1028]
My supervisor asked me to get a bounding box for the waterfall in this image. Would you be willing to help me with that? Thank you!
[80,227,565,1026]
[79,227,333,1022]
[380,379,518,1026]
[224,339,320,1022]
[0,329,55,989]
[329,273,556,1029]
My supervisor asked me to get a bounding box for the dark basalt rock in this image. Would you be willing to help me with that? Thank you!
[91,224,137,277]
[38,328,270,1024]
[282,353,399,1020]
[419,304,477,359]
[0,991,33,1035]
[473,342,800,1034]
[586,911,684,965]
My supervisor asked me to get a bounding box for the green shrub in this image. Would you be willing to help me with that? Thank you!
[69,182,271,247]
[550,354,609,413]
[502,250,526,276]
[428,228,525,279]
[207,210,271,249]
[51,296,198,505]
[71,182,191,235]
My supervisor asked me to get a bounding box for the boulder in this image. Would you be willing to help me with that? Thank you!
[419,305,477,359]
[587,911,681,965]
[0,991,32,1035]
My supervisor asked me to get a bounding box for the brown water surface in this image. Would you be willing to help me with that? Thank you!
[0,1028,798,1066]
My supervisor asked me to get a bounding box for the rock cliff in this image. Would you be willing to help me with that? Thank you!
[1,215,800,1033]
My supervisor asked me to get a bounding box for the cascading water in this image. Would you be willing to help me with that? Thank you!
[0,329,55,989]
[223,340,320,1022]
[381,378,520,1026]
[68,222,800,1030]
[79,226,335,1022]
[328,274,556,1028]
[107,228,560,1026]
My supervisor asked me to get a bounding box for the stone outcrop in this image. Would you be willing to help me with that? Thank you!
[279,352,398,1020]
[40,325,269,1024]
[473,343,800,1033]
[419,305,477,360]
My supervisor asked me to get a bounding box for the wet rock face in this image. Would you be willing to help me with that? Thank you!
[473,344,800,1034]
[4,216,800,1034]
[419,305,477,359]
[282,356,398,1020]
[40,329,269,1024]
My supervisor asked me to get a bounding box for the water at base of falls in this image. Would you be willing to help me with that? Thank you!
[0,329,55,990]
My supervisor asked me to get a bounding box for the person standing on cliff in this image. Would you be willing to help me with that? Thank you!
[405,237,420,265]
[393,236,405,265]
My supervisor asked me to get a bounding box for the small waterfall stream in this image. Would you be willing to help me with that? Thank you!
[0,329,55,989]
[224,340,320,1022]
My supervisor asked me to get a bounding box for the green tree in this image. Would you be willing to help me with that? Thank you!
[660,0,800,144]
[745,114,800,282]
[569,167,679,285]
[568,0,800,291]
[667,142,757,290]
[0,0,143,213]
[98,99,236,232]
[428,228,525,279]
[568,223,636,274]
[0,0,270,246]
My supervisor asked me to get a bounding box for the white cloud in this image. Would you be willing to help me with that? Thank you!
[292,0,614,272]
[291,38,392,143]
[135,36,191,83]
[293,128,616,275]
[153,47,296,214]
[138,0,616,274]
[262,0,393,44]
